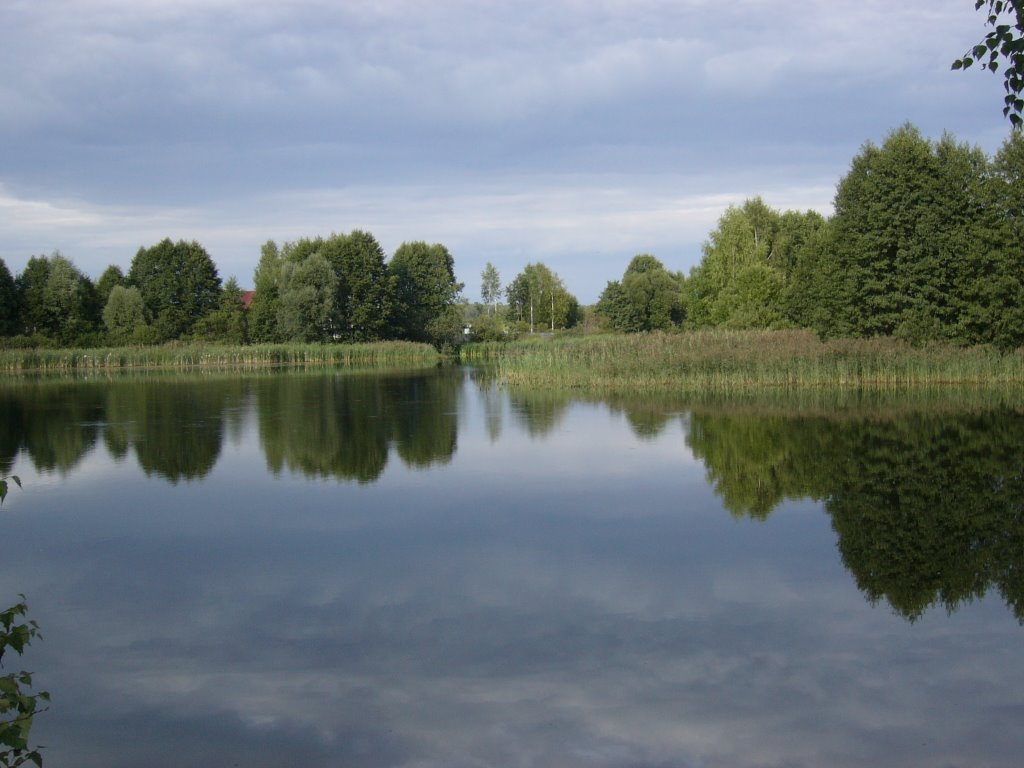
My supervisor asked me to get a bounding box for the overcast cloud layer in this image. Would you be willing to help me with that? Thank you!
[0,0,1014,301]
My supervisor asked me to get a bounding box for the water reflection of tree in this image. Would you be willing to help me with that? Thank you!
[827,412,1024,622]
[385,373,459,469]
[257,369,460,482]
[469,369,504,443]
[0,390,26,475]
[104,379,246,483]
[686,413,834,518]
[602,394,683,441]
[687,407,1024,622]
[0,383,104,475]
[258,374,390,483]
[508,389,571,438]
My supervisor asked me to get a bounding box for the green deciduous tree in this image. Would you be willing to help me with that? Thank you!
[952,0,1024,127]
[192,277,248,344]
[685,198,789,329]
[320,231,394,342]
[781,220,840,333]
[102,285,148,344]
[480,262,501,316]
[95,265,126,305]
[715,262,786,330]
[278,252,338,343]
[0,260,18,337]
[14,253,100,344]
[958,130,1024,348]
[14,257,52,338]
[276,232,396,343]
[821,124,1023,347]
[505,263,578,332]
[597,254,683,332]
[43,254,100,345]
[595,280,635,332]
[248,241,285,344]
[128,239,222,341]
[389,241,463,347]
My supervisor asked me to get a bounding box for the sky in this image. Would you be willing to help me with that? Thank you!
[0,0,1016,304]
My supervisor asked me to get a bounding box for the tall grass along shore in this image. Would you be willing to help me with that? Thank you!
[0,341,439,374]
[461,330,1024,392]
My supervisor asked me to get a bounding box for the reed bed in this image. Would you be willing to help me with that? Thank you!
[0,341,439,373]
[462,329,1024,392]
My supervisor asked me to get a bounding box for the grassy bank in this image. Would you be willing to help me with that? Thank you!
[462,329,1024,392]
[0,341,440,373]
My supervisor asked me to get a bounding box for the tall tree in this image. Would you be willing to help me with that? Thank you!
[0,258,18,336]
[278,251,338,342]
[952,0,1024,127]
[95,265,126,305]
[103,285,147,343]
[506,263,578,332]
[192,277,248,344]
[249,240,285,343]
[390,241,463,346]
[993,128,1024,238]
[43,253,101,344]
[15,256,52,337]
[780,219,839,332]
[319,231,394,342]
[480,262,501,316]
[14,252,99,343]
[597,254,683,332]
[824,124,1008,345]
[128,239,222,341]
[958,130,1024,349]
[685,198,788,329]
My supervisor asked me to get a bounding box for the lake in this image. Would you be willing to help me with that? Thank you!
[1,366,1023,768]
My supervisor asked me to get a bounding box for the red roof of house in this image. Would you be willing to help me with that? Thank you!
[241,290,255,309]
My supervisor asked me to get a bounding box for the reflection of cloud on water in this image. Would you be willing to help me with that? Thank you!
[450,400,706,508]
[18,495,1024,768]
[5,376,1024,766]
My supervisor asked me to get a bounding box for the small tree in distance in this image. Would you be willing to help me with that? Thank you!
[481,262,501,316]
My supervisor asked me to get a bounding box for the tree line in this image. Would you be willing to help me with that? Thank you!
[0,227,587,349]
[594,126,1024,350]
[1,125,1021,351]
[0,231,469,350]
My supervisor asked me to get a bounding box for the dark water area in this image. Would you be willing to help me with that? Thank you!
[1,367,1023,767]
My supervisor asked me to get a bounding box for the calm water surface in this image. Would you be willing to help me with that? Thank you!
[1,367,1023,768]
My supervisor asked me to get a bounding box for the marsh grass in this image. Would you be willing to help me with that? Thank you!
[462,329,1024,392]
[0,341,439,374]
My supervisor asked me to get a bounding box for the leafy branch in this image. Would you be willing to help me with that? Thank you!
[952,0,1024,128]
[0,598,48,768]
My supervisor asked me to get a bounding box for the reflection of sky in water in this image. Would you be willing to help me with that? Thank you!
[1,372,1023,767]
